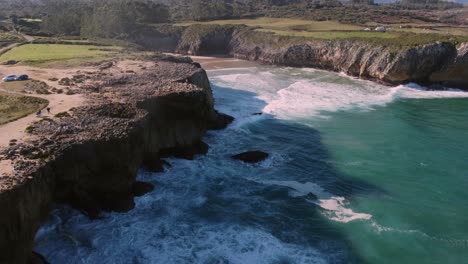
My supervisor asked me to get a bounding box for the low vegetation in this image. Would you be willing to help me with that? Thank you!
[255,28,397,39]
[0,91,48,125]
[178,18,468,46]
[177,18,362,32]
[0,44,122,66]
[179,17,468,38]
[0,32,21,47]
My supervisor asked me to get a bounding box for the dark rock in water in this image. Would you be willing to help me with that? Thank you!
[232,151,269,163]
[97,191,135,213]
[30,251,50,264]
[67,187,102,219]
[194,140,209,155]
[305,192,318,201]
[208,111,234,130]
[132,181,155,197]
[68,188,135,218]
[142,152,170,173]
[252,112,263,116]
[160,140,209,160]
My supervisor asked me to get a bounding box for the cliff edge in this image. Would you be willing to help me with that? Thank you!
[136,25,468,89]
[0,56,232,264]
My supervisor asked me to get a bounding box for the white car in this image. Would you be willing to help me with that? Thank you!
[2,75,17,82]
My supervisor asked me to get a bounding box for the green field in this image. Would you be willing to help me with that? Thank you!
[255,28,397,39]
[178,18,396,40]
[178,17,362,32]
[0,91,48,125]
[0,44,121,66]
[177,17,468,42]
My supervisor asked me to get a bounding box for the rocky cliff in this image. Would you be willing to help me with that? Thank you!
[136,25,468,89]
[0,56,232,264]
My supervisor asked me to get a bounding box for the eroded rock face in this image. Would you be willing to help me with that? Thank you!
[175,25,238,55]
[132,181,155,197]
[229,34,462,87]
[430,42,468,89]
[0,57,233,264]
[139,25,468,89]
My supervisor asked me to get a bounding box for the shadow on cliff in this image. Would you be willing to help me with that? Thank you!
[194,85,384,263]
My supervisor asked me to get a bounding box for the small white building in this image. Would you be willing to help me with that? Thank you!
[374,26,386,32]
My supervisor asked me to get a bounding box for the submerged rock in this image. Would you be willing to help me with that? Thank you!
[132,181,155,197]
[208,111,234,130]
[142,153,170,173]
[160,140,209,160]
[30,251,50,264]
[232,151,269,164]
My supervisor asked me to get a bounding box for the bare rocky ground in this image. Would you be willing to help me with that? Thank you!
[0,54,228,189]
[0,58,159,175]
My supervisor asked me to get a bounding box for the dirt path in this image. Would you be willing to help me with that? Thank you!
[0,64,87,176]
[20,33,35,42]
[0,92,84,147]
[0,92,84,176]
[0,42,22,56]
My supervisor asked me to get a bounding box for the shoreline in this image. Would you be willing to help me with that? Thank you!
[175,54,438,90]
[165,53,258,70]
[166,53,407,88]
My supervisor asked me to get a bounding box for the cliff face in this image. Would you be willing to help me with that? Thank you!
[175,25,238,55]
[429,42,468,88]
[229,32,458,85]
[0,58,231,264]
[137,25,468,89]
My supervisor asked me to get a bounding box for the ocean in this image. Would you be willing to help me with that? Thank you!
[34,62,468,263]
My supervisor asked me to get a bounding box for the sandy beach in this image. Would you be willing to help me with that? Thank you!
[165,53,257,70]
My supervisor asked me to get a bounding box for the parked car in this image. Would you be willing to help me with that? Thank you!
[2,75,17,82]
[15,75,29,81]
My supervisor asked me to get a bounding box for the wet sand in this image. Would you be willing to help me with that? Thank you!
[165,53,258,70]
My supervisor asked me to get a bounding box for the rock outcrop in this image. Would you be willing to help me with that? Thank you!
[232,151,269,164]
[430,42,468,89]
[136,25,468,89]
[0,57,232,264]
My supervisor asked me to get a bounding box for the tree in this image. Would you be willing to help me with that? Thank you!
[41,0,170,37]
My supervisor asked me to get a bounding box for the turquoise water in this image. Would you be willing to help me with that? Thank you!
[316,99,468,263]
[34,65,468,263]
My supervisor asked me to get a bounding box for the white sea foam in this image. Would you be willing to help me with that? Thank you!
[36,213,330,264]
[318,197,372,223]
[211,72,276,93]
[212,67,468,121]
[263,180,372,223]
[369,220,468,245]
[262,79,468,119]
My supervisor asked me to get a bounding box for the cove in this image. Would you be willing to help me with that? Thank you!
[34,62,468,263]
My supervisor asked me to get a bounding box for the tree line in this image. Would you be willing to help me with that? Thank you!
[0,0,463,38]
